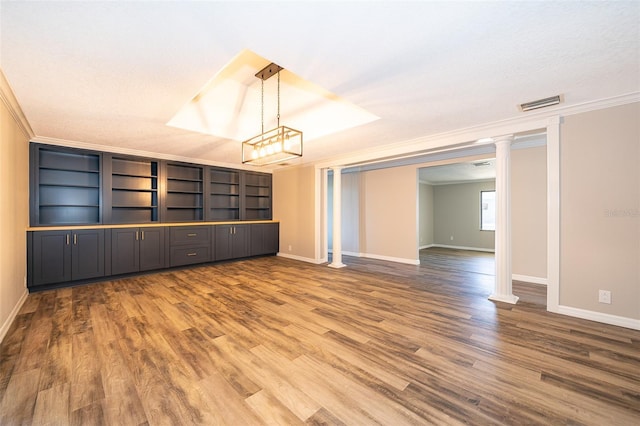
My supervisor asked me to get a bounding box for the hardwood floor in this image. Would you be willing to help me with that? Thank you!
[1,253,639,425]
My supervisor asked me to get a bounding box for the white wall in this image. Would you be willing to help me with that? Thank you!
[0,76,30,342]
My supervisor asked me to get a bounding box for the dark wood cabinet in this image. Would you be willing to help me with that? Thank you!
[168,226,210,267]
[29,229,104,287]
[105,155,159,224]
[31,144,101,226]
[163,162,204,222]
[243,172,272,220]
[30,144,273,227]
[111,227,165,275]
[208,168,240,221]
[214,224,250,261]
[250,223,280,256]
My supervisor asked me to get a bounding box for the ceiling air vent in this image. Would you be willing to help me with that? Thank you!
[519,95,561,112]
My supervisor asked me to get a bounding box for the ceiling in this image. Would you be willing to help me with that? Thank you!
[1,1,639,170]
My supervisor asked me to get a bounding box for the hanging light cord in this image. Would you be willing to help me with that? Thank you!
[277,70,281,128]
[261,78,264,136]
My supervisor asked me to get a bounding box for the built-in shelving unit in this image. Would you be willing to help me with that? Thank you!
[164,163,204,222]
[30,143,274,227]
[109,157,159,223]
[244,172,272,220]
[35,147,101,225]
[209,168,240,221]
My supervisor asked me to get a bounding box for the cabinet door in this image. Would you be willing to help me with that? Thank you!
[214,225,233,261]
[72,229,105,280]
[31,230,72,286]
[111,228,139,275]
[231,224,250,259]
[250,223,279,256]
[139,227,165,271]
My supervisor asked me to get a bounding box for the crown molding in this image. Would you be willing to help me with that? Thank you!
[0,68,35,139]
[313,92,639,170]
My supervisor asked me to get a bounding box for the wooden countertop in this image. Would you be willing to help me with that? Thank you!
[28,220,279,232]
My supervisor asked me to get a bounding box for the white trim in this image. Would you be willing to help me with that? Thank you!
[313,93,639,170]
[0,68,34,139]
[546,116,561,313]
[360,253,420,265]
[557,305,640,331]
[342,251,363,257]
[0,289,29,344]
[277,252,325,265]
[419,244,435,250]
[429,244,495,253]
[488,294,519,304]
[512,274,548,286]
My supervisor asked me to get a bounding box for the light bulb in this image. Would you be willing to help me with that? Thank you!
[274,141,282,152]
[251,149,258,160]
[266,144,274,155]
[259,147,266,157]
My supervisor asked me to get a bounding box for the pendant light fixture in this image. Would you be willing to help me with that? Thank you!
[242,63,303,165]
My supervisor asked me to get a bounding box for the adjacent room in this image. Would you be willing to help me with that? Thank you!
[1,1,638,425]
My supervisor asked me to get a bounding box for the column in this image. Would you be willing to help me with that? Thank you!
[329,166,345,268]
[489,135,519,304]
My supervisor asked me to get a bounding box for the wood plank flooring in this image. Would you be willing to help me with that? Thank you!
[1,250,639,425]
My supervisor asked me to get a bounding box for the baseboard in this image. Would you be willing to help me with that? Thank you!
[512,274,548,286]
[361,253,420,265]
[277,252,326,265]
[429,244,495,253]
[0,288,29,344]
[556,305,640,331]
[419,244,435,250]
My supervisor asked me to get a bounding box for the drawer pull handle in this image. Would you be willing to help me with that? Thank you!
[187,233,197,237]
[187,252,197,256]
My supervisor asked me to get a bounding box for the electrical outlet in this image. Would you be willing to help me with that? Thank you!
[598,290,611,304]
[450,236,454,241]
[288,245,292,251]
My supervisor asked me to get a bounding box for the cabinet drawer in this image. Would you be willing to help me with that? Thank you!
[170,245,210,267]
[170,226,210,245]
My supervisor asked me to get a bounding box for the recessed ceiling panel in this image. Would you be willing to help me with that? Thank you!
[167,49,379,142]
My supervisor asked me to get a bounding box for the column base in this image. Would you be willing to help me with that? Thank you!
[328,262,346,269]
[488,294,519,304]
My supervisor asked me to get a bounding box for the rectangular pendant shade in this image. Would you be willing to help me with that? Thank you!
[242,126,303,165]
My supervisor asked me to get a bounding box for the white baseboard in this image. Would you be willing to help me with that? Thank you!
[0,289,29,344]
[556,305,640,331]
[277,252,326,264]
[428,244,495,253]
[419,244,435,250]
[326,250,419,265]
[512,274,548,286]
[361,253,420,265]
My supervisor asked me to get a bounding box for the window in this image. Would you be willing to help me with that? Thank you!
[481,190,496,230]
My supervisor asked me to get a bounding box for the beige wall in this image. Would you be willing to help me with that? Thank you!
[361,165,418,262]
[272,165,317,261]
[418,182,434,247]
[433,181,496,250]
[0,95,29,341]
[512,145,547,279]
[560,102,639,320]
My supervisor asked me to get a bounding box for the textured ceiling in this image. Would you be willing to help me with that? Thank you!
[1,1,639,169]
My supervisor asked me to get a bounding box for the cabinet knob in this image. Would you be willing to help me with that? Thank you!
[187,252,197,257]
[187,233,197,237]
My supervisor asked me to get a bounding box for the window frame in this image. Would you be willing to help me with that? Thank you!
[480,190,496,231]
